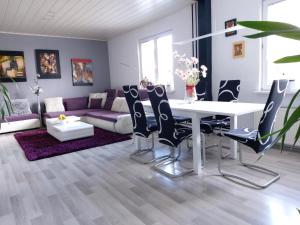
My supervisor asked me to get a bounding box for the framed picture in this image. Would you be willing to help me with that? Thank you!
[71,58,94,86]
[0,51,27,82]
[35,49,61,79]
[225,18,237,37]
[233,41,245,58]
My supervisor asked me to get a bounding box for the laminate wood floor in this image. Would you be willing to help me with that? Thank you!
[0,133,300,225]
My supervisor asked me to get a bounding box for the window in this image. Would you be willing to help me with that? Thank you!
[262,0,300,89]
[139,33,174,88]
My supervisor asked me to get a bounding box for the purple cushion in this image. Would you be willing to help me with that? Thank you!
[44,109,99,118]
[138,89,148,100]
[3,114,39,122]
[117,90,125,97]
[104,89,117,110]
[105,89,117,98]
[63,97,88,111]
[85,110,127,123]
[90,98,102,109]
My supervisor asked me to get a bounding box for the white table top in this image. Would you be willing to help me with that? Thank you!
[46,116,81,125]
[142,99,265,116]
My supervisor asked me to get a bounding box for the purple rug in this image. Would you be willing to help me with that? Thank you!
[14,128,131,161]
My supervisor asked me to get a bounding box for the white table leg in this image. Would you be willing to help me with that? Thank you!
[230,115,238,159]
[192,113,202,174]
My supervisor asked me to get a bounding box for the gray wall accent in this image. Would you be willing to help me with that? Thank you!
[0,33,110,111]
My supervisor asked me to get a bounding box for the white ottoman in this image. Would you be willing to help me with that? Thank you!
[46,117,94,142]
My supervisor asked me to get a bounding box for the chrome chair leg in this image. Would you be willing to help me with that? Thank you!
[132,133,136,145]
[130,134,169,164]
[152,144,193,178]
[217,139,280,189]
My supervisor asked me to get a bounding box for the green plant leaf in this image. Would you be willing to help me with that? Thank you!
[297,208,300,214]
[238,21,298,31]
[245,30,300,40]
[281,89,300,150]
[3,96,11,116]
[238,21,300,41]
[0,83,8,92]
[0,107,5,120]
[260,129,281,140]
[245,31,275,39]
[1,83,13,113]
[276,106,300,145]
[292,124,300,149]
[274,55,300,63]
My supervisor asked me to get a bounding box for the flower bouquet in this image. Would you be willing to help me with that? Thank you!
[174,51,207,102]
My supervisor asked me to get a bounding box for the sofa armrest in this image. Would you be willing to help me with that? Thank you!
[114,114,133,134]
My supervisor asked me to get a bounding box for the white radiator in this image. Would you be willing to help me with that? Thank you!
[254,107,300,147]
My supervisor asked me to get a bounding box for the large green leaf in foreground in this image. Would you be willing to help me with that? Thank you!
[238,21,300,63]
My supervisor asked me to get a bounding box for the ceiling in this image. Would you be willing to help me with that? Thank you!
[0,0,193,41]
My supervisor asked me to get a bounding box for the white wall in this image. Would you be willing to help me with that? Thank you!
[211,0,263,103]
[108,6,193,98]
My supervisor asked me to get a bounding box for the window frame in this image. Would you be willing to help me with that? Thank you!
[261,0,289,90]
[138,31,174,88]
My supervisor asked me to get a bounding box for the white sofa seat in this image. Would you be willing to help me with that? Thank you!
[0,114,40,134]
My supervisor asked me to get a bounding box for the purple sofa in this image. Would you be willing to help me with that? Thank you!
[44,89,149,134]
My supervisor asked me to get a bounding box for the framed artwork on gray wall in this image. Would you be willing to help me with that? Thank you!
[232,41,245,58]
[71,58,94,86]
[225,18,237,37]
[35,49,61,79]
[0,50,27,82]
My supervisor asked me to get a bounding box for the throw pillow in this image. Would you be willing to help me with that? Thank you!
[88,93,107,108]
[11,99,32,115]
[111,97,124,112]
[64,97,88,111]
[44,97,65,113]
[119,98,130,113]
[103,89,116,110]
[90,98,102,109]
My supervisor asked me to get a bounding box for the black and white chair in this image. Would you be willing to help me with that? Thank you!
[201,80,241,134]
[200,80,241,163]
[147,85,194,178]
[218,80,288,188]
[123,85,167,164]
[196,79,207,101]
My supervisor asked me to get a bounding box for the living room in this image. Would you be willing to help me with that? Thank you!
[0,0,300,224]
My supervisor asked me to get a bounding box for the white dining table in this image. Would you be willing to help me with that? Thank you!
[142,99,265,175]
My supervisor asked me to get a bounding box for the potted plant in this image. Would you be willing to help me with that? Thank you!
[237,20,300,149]
[0,82,13,125]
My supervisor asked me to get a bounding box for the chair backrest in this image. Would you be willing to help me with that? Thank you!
[218,80,240,102]
[123,85,150,137]
[147,85,179,147]
[216,80,241,120]
[256,79,288,152]
[196,79,207,101]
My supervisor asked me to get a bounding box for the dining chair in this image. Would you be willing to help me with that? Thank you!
[147,85,195,178]
[218,79,288,188]
[201,80,241,134]
[196,79,207,101]
[199,80,241,164]
[123,85,167,164]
